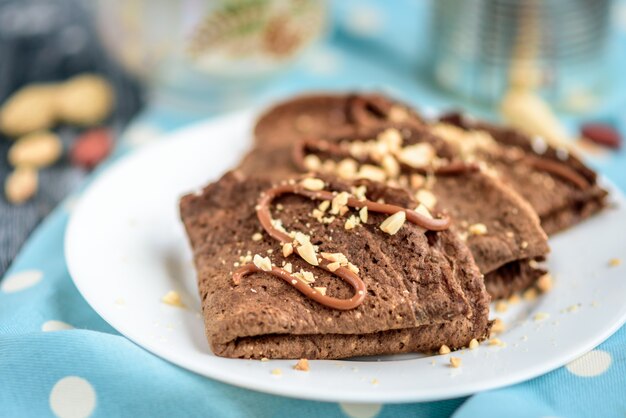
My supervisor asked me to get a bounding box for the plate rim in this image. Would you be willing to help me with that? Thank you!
[65,110,626,403]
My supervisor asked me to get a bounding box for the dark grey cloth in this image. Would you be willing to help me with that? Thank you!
[0,0,144,276]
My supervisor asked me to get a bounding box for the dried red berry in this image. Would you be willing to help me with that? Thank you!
[581,123,621,149]
[71,128,114,169]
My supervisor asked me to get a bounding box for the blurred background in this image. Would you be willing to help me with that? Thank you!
[1,0,625,275]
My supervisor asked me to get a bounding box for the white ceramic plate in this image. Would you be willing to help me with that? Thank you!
[66,110,626,403]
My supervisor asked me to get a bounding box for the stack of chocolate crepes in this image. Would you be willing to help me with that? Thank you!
[180,93,608,359]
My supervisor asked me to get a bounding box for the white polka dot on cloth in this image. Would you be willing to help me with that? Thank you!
[42,320,74,332]
[1,270,43,293]
[340,403,383,418]
[566,350,612,377]
[49,376,96,418]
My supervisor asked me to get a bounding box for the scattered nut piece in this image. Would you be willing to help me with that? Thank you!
[609,258,621,267]
[415,203,433,219]
[330,192,350,215]
[252,232,263,241]
[359,206,368,223]
[469,339,479,350]
[508,293,521,304]
[283,263,293,273]
[282,243,293,257]
[439,345,451,355]
[5,166,38,204]
[314,287,327,296]
[380,211,406,235]
[536,273,553,293]
[300,177,325,191]
[449,357,462,368]
[491,318,505,334]
[253,254,273,272]
[378,128,403,150]
[410,174,425,189]
[260,357,269,362]
[523,288,538,301]
[488,338,505,347]
[8,131,62,168]
[468,223,488,236]
[344,215,358,230]
[521,241,529,249]
[161,290,185,308]
[271,368,282,376]
[533,312,550,321]
[495,300,508,313]
[294,358,310,372]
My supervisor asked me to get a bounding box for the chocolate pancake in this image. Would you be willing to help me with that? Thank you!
[242,118,550,299]
[434,112,608,235]
[180,172,491,359]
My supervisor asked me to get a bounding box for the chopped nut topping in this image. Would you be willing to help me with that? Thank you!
[337,158,358,179]
[303,154,322,171]
[381,154,400,178]
[296,241,319,266]
[521,241,529,249]
[359,206,368,223]
[397,143,435,168]
[161,291,185,308]
[294,269,315,284]
[327,262,341,272]
[469,339,479,350]
[317,200,330,212]
[410,174,425,189]
[347,263,359,274]
[271,368,282,376]
[468,223,488,236]
[533,312,550,321]
[536,273,553,293]
[344,215,359,230]
[380,211,406,235]
[300,177,325,191]
[388,106,409,123]
[320,252,349,264]
[450,357,462,368]
[294,358,310,372]
[357,164,386,182]
[314,286,327,296]
[415,203,433,219]
[416,189,437,210]
[321,159,336,172]
[351,185,367,201]
[439,345,451,355]
[330,191,350,215]
[253,254,273,272]
[294,231,311,246]
[609,258,621,267]
[260,357,269,362]
[283,262,293,273]
[282,243,294,257]
[491,318,505,334]
[339,206,350,216]
[252,232,263,241]
[495,301,508,313]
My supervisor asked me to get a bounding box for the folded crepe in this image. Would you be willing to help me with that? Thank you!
[247,97,551,298]
[180,172,491,359]
[433,112,608,235]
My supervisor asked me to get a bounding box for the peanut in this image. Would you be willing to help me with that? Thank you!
[5,166,38,204]
[8,131,62,168]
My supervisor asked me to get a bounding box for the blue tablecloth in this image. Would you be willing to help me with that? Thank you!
[2,1,626,417]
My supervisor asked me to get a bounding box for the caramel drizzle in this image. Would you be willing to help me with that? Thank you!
[233,183,451,310]
[524,156,589,189]
[293,137,479,176]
